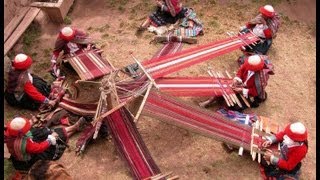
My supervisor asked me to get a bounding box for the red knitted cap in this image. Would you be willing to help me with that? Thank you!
[59,27,76,41]
[243,55,264,72]
[13,54,32,70]
[259,5,275,18]
[284,122,308,142]
[6,117,31,137]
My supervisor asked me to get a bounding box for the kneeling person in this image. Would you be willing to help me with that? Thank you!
[5,54,54,110]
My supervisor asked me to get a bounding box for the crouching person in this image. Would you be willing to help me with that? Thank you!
[4,116,86,172]
[4,54,54,110]
[261,122,308,180]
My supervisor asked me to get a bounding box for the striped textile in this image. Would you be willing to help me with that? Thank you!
[105,107,161,180]
[152,42,183,59]
[155,76,234,97]
[142,32,259,79]
[58,96,97,116]
[143,90,252,150]
[65,49,114,81]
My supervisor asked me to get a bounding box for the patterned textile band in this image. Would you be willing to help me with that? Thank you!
[64,49,115,81]
[152,42,183,59]
[143,90,252,150]
[155,76,234,97]
[58,96,97,116]
[105,107,161,179]
[142,32,259,79]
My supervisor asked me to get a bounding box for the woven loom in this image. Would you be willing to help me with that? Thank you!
[58,96,97,116]
[155,76,234,97]
[142,90,252,150]
[63,49,115,81]
[104,107,162,180]
[142,32,259,79]
[152,42,183,59]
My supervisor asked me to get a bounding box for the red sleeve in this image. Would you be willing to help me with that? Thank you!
[277,145,308,171]
[24,81,47,102]
[246,22,255,29]
[52,50,60,60]
[25,138,50,154]
[263,28,273,39]
[236,65,246,80]
[275,131,286,142]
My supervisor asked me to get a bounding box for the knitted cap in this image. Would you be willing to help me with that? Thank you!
[284,122,308,142]
[13,54,32,70]
[59,27,75,41]
[259,5,275,18]
[243,55,264,71]
[6,117,31,137]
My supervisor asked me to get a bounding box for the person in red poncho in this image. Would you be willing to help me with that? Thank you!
[199,54,274,111]
[4,54,55,110]
[50,26,95,77]
[137,0,187,34]
[4,116,86,172]
[261,122,308,179]
[239,5,280,55]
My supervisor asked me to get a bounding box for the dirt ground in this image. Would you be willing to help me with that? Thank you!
[4,0,316,179]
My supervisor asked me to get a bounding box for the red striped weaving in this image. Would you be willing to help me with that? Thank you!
[142,33,259,79]
[105,108,161,179]
[143,90,252,150]
[66,49,114,80]
[58,97,97,116]
[155,76,234,97]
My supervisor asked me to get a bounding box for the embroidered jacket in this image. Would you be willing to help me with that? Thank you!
[246,13,280,39]
[6,131,50,161]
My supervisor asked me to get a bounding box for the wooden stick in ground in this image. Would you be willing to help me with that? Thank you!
[216,72,238,105]
[92,97,133,124]
[207,70,231,107]
[134,82,153,122]
[221,71,243,108]
[211,70,234,106]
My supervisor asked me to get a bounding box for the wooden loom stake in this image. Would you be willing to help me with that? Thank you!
[217,71,242,108]
[207,70,231,107]
[225,70,250,108]
[212,70,234,106]
[224,70,243,107]
[130,52,159,89]
[134,82,153,123]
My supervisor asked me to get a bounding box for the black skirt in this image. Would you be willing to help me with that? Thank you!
[4,74,51,110]
[149,7,187,26]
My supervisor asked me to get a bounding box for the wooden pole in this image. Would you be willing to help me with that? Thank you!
[134,82,153,122]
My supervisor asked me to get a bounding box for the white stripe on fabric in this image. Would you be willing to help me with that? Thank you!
[146,39,242,73]
[157,84,228,88]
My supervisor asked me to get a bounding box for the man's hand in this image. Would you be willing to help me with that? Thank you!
[262,140,272,147]
[232,87,243,93]
[263,149,273,162]
[48,100,56,107]
[51,131,59,138]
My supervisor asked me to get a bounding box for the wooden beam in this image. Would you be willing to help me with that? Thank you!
[4,7,30,43]
[4,7,40,56]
